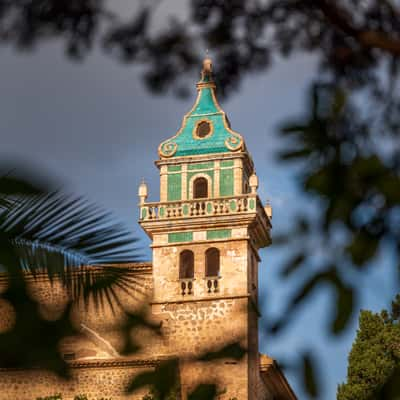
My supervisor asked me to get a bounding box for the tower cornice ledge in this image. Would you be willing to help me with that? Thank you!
[139,194,271,248]
[155,150,254,173]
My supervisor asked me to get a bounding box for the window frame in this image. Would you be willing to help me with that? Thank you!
[179,249,195,280]
[205,247,220,278]
[188,173,212,200]
[193,118,214,140]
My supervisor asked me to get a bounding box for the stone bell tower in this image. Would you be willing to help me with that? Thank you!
[139,57,272,399]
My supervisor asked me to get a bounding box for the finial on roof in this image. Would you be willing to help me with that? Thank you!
[138,179,148,204]
[249,172,259,194]
[200,51,213,83]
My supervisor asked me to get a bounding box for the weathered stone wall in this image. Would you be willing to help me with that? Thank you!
[152,296,251,399]
[152,239,249,304]
[150,237,262,399]
[179,358,249,400]
[0,265,166,400]
[0,249,273,399]
[155,297,247,354]
[0,363,152,400]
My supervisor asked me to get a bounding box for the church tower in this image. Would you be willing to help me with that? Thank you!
[139,57,273,399]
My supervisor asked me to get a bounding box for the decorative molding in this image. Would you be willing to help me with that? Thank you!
[167,172,182,202]
[220,160,234,168]
[151,293,250,306]
[187,172,213,200]
[219,167,234,197]
[151,236,250,249]
[168,231,193,243]
[0,358,163,372]
[167,165,182,172]
[206,229,232,240]
[187,161,214,170]
[159,141,177,158]
[192,118,214,140]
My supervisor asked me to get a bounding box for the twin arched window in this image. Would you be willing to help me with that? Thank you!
[179,248,220,279]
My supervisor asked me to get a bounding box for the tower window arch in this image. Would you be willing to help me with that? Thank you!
[205,247,220,277]
[193,177,208,199]
[179,250,194,279]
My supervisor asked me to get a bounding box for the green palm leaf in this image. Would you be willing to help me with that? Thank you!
[0,191,143,305]
[0,173,146,372]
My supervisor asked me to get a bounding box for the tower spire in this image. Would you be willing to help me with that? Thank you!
[199,52,214,85]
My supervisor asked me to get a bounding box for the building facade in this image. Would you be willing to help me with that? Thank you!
[0,58,296,400]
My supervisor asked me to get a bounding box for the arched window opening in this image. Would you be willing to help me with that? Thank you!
[205,248,220,277]
[193,177,208,199]
[179,250,194,279]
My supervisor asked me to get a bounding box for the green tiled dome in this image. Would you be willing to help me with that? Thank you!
[158,59,244,158]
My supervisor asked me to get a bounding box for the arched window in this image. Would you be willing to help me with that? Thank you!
[193,177,208,199]
[205,248,220,277]
[179,250,194,279]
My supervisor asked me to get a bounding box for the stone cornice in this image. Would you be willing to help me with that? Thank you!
[140,210,271,249]
[151,293,250,306]
[154,151,254,173]
[140,213,266,232]
[260,356,298,400]
[0,357,164,372]
[150,236,250,249]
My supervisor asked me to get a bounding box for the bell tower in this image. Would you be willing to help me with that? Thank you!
[139,57,272,399]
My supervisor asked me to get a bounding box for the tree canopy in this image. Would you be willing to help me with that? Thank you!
[338,295,400,400]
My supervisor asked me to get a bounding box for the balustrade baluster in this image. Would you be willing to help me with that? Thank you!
[188,281,193,294]
[213,279,218,292]
[141,195,256,221]
[180,279,194,295]
[206,277,219,293]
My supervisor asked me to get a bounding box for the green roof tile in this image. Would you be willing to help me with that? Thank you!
[158,60,245,158]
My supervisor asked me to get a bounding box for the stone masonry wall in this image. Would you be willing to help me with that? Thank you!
[0,363,151,400]
[0,265,164,400]
[157,299,249,400]
[152,296,250,399]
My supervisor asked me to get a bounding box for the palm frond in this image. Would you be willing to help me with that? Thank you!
[0,192,144,308]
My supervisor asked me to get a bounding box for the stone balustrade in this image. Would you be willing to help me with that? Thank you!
[179,277,221,296]
[205,276,220,293]
[180,278,194,295]
[140,194,259,221]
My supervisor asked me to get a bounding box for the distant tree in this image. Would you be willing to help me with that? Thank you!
[338,295,400,400]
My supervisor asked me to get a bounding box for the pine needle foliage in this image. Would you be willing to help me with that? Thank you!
[338,295,400,400]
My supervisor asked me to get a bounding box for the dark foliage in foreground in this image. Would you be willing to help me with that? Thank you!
[0,167,141,375]
[0,167,246,399]
[2,1,400,397]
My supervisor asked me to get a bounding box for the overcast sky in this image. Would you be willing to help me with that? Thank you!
[0,2,398,398]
